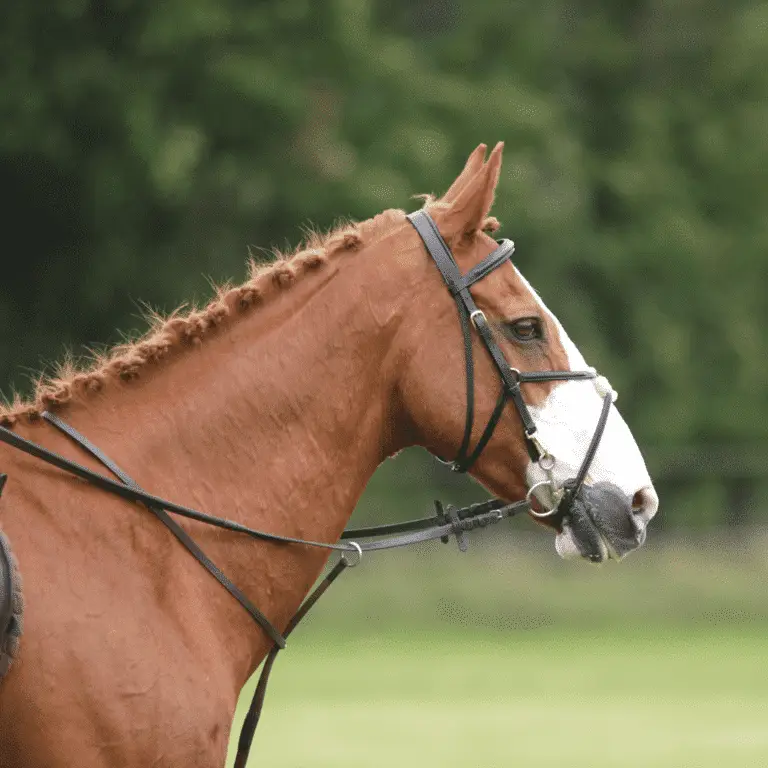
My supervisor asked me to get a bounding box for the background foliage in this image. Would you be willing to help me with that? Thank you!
[1,0,767,527]
[2,4,766,766]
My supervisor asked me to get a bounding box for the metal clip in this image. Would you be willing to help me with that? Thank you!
[538,452,556,472]
[526,430,551,462]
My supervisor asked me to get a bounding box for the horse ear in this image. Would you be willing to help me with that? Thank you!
[435,142,503,242]
[441,144,487,203]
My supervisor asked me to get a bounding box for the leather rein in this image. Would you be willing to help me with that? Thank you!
[0,210,613,766]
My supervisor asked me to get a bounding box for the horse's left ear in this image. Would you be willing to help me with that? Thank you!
[435,141,503,243]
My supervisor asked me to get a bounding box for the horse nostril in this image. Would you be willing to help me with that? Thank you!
[631,486,659,522]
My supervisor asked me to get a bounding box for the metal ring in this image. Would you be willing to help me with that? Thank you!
[469,310,486,328]
[538,452,556,472]
[525,480,561,518]
[341,541,363,567]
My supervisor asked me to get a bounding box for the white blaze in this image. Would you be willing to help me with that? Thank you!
[513,267,658,558]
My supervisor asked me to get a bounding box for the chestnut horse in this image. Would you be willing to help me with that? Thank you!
[0,143,657,767]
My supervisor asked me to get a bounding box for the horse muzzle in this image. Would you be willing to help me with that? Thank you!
[555,481,647,563]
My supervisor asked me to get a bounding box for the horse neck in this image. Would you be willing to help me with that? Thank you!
[55,246,412,675]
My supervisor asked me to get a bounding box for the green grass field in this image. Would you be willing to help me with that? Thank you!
[230,628,768,768]
[227,529,768,767]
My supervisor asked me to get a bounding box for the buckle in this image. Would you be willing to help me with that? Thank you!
[469,310,486,329]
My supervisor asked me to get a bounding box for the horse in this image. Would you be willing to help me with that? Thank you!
[0,143,657,767]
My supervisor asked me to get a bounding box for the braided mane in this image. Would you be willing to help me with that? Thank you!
[0,211,404,426]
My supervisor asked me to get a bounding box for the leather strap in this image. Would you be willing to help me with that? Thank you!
[406,209,601,472]
[557,391,613,509]
[0,422,355,558]
[407,211,534,467]
[41,412,287,648]
[339,497,524,541]
[234,558,349,768]
[456,387,508,472]
[233,496,528,766]
[517,370,597,383]
[460,239,516,289]
[406,210,519,471]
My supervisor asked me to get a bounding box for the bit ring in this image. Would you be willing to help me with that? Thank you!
[526,480,561,518]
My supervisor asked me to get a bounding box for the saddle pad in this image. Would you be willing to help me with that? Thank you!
[0,525,23,679]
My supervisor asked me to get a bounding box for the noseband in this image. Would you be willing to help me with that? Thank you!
[406,210,614,515]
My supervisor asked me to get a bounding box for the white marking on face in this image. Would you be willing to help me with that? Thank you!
[513,267,658,558]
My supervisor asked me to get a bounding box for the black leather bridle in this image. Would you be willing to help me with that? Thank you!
[406,210,614,517]
[0,208,616,765]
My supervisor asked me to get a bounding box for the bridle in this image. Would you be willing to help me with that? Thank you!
[406,210,615,518]
[0,208,616,766]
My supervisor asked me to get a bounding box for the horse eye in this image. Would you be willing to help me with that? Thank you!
[505,318,543,342]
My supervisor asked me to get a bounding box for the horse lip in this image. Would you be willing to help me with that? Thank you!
[594,519,645,560]
[599,529,627,561]
[556,522,637,563]
[556,520,608,562]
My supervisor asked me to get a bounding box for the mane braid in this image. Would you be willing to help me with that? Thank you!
[0,214,403,427]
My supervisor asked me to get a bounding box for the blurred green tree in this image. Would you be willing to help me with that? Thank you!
[1,0,766,526]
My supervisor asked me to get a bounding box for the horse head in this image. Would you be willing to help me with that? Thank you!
[392,143,658,562]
